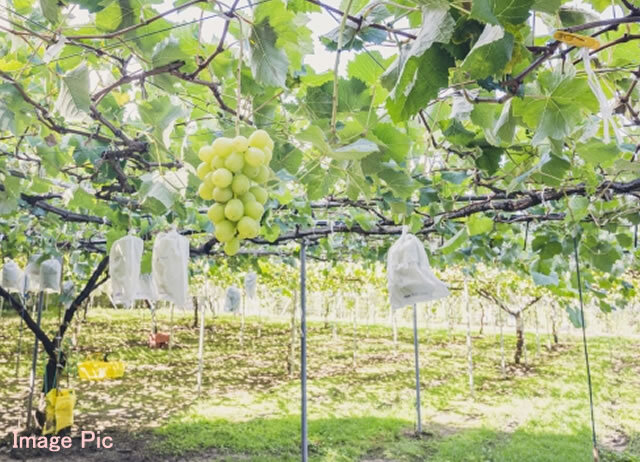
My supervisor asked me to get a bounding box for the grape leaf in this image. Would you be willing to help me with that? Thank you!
[467,214,494,236]
[372,123,412,162]
[378,168,420,199]
[138,96,188,148]
[576,141,619,165]
[532,270,559,286]
[62,63,90,113]
[441,227,468,254]
[382,4,454,98]
[471,0,534,25]
[330,139,379,161]
[461,25,514,79]
[40,0,60,24]
[513,70,598,143]
[532,0,561,14]
[96,0,122,32]
[386,44,453,122]
[347,51,392,85]
[250,19,290,88]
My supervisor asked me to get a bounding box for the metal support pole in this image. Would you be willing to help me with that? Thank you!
[240,292,246,346]
[197,297,205,396]
[300,241,308,462]
[169,303,175,351]
[26,291,44,429]
[464,279,475,399]
[412,304,422,434]
[573,237,599,462]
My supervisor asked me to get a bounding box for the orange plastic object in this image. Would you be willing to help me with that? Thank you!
[553,31,600,50]
[149,332,170,348]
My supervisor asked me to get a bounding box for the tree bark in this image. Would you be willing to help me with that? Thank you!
[0,288,57,362]
[145,300,157,333]
[193,296,199,329]
[550,304,559,345]
[464,279,474,398]
[546,316,552,350]
[514,312,524,365]
[391,307,398,357]
[534,307,540,358]
[240,292,245,347]
[522,312,528,366]
[447,299,454,343]
[288,291,297,376]
[498,306,506,376]
[323,291,332,329]
[477,288,541,366]
[352,297,357,369]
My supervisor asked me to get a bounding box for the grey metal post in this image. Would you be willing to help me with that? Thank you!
[169,302,174,351]
[197,297,205,396]
[16,277,29,379]
[412,304,422,434]
[300,241,308,462]
[26,291,44,429]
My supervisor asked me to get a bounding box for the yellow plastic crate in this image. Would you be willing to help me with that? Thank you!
[78,359,125,381]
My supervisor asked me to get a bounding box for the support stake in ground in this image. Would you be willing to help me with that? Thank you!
[412,303,422,434]
[300,240,308,462]
[26,291,44,429]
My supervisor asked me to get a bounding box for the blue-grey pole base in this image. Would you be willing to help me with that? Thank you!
[413,304,422,434]
[300,241,308,462]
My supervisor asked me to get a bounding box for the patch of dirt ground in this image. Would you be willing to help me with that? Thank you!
[0,431,248,462]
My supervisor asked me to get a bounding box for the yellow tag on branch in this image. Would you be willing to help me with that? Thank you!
[553,31,600,50]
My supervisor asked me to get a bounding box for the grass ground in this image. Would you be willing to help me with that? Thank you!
[0,306,639,461]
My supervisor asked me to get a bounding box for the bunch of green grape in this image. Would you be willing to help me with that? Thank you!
[197,130,273,256]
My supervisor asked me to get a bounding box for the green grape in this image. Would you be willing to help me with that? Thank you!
[263,146,273,165]
[249,186,268,204]
[198,145,215,163]
[244,201,264,221]
[231,174,251,195]
[225,152,245,173]
[231,135,249,152]
[224,198,244,221]
[242,164,260,180]
[248,130,272,150]
[237,216,260,239]
[211,168,233,188]
[198,182,214,200]
[254,165,270,184]
[245,147,265,167]
[196,162,211,180]
[212,187,233,203]
[207,203,225,223]
[211,156,225,169]
[214,220,236,243]
[212,137,233,157]
[240,191,256,205]
[224,238,241,256]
